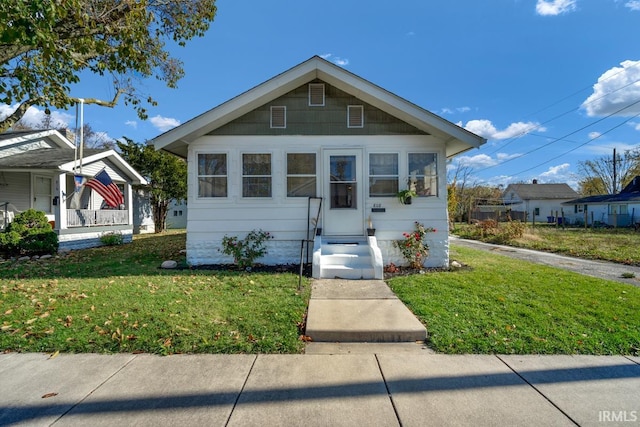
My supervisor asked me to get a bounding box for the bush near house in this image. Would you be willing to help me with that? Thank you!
[0,209,58,257]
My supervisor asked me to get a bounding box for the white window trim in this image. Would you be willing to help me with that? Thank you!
[270,106,286,129]
[368,152,398,197]
[286,152,317,198]
[242,152,273,198]
[347,105,364,128]
[308,83,325,106]
[196,152,228,199]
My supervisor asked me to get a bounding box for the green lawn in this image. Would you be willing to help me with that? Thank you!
[388,244,640,355]
[2,231,639,356]
[0,232,310,355]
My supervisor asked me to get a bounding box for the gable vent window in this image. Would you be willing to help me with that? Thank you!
[308,83,325,106]
[270,106,286,128]
[347,105,364,128]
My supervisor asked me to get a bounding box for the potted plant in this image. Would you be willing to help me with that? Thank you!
[366,216,375,236]
[397,188,417,205]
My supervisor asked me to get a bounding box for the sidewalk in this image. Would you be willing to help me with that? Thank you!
[1,352,639,426]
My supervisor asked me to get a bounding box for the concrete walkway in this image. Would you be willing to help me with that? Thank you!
[305,279,427,345]
[1,352,639,426]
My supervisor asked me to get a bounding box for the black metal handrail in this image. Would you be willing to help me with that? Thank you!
[298,197,322,290]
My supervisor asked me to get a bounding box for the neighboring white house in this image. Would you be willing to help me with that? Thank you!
[151,56,486,278]
[502,180,579,224]
[166,199,187,229]
[0,129,149,250]
[562,176,640,227]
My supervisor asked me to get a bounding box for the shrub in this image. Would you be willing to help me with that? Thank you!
[221,229,273,269]
[101,231,124,246]
[393,222,436,269]
[1,209,58,257]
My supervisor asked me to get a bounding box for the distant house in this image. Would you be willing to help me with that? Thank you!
[562,176,640,227]
[502,180,579,223]
[0,130,149,250]
[151,56,486,278]
[166,199,187,229]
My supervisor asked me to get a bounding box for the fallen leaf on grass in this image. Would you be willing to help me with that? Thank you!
[48,350,59,359]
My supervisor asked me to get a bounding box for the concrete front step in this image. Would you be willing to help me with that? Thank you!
[321,264,376,280]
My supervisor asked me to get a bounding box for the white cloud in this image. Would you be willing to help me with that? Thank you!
[539,163,570,178]
[625,1,640,11]
[582,60,640,117]
[440,108,453,115]
[454,153,499,169]
[125,120,138,129]
[584,141,638,155]
[441,106,470,115]
[462,119,543,140]
[319,53,349,67]
[588,131,602,140]
[535,0,577,16]
[0,104,73,129]
[150,115,180,132]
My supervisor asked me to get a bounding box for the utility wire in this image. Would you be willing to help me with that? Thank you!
[474,97,640,173]
[484,62,640,156]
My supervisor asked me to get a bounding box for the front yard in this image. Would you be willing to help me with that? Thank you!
[1,230,638,355]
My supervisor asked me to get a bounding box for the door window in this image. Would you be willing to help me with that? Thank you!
[330,155,357,209]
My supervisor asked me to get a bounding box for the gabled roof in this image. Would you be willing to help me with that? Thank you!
[0,129,75,150]
[0,130,147,185]
[563,176,640,205]
[151,55,486,158]
[503,183,579,200]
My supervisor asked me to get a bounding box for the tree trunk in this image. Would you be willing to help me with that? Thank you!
[152,197,169,233]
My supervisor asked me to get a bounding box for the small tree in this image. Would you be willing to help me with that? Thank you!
[0,209,58,257]
[117,138,187,232]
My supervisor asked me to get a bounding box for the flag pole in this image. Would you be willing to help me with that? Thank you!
[78,98,84,175]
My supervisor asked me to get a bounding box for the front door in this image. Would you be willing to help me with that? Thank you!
[323,149,364,236]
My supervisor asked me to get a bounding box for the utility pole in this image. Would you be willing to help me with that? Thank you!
[613,148,617,194]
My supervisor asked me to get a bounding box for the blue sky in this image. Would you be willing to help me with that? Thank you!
[4,0,640,189]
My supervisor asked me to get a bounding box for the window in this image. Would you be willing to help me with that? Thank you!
[270,106,286,128]
[347,105,364,128]
[609,204,628,215]
[198,153,227,197]
[243,153,271,197]
[408,153,438,197]
[369,153,398,197]
[287,153,316,197]
[309,83,325,106]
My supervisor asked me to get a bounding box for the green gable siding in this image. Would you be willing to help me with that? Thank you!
[209,80,427,136]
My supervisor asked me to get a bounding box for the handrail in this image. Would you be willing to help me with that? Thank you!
[299,197,323,290]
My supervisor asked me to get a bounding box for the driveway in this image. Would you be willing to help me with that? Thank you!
[450,236,640,287]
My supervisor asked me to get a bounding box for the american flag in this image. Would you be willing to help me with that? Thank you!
[85,169,124,208]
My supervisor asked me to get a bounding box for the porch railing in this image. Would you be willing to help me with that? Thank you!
[67,209,129,228]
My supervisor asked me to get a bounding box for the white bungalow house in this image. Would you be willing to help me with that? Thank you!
[562,176,640,228]
[151,56,486,278]
[0,129,148,250]
[502,180,579,224]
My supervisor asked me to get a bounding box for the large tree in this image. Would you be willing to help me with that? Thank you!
[117,137,186,232]
[0,0,216,132]
[577,149,640,196]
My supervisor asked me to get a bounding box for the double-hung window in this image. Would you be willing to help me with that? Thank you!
[408,153,438,197]
[287,153,316,197]
[243,153,272,197]
[369,153,398,197]
[198,153,227,197]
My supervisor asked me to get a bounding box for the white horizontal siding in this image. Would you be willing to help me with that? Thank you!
[186,135,450,267]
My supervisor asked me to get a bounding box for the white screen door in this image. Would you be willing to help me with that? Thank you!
[323,149,363,235]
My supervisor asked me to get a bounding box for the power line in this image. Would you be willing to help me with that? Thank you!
[474,97,640,174]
